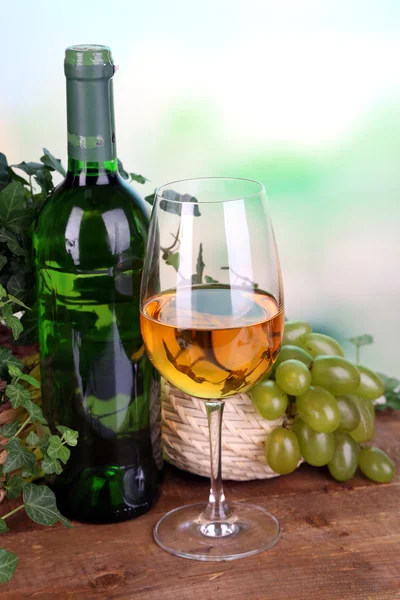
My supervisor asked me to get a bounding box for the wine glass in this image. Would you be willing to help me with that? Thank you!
[140,177,284,561]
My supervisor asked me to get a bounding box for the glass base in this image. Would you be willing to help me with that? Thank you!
[154,502,280,561]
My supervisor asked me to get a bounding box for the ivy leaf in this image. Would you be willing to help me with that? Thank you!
[47,436,71,463]
[4,439,35,473]
[41,454,63,475]
[0,421,19,438]
[144,191,156,206]
[0,519,9,533]
[377,373,400,393]
[0,256,7,272]
[15,306,38,346]
[0,549,18,583]
[0,153,9,189]
[129,172,149,185]
[159,190,201,217]
[11,162,43,177]
[7,365,40,389]
[23,483,67,527]
[58,513,73,528]
[39,433,50,454]
[4,315,24,340]
[5,474,26,499]
[0,351,23,380]
[7,294,31,311]
[33,168,53,196]
[5,383,30,408]
[21,464,41,478]
[117,159,129,180]
[24,399,47,424]
[205,275,219,284]
[8,167,29,187]
[348,334,374,347]
[25,431,40,446]
[0,182,30,233]
[56,426,79,447]
[0,228,25,256]
[40,148,66,177]
[0,284,6,299]
[163,252,180,271]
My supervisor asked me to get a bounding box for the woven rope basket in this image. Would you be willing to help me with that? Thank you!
[161,380,298,481]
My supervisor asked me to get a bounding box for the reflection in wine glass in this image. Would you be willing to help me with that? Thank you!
[140,178,284,561]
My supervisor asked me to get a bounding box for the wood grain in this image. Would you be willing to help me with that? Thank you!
[0,412,399,600]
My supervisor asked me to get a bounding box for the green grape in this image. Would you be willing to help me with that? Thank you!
[300,333,344,358]
[296,386,341,433]
[273,345,313,372]
[266,427,300,474]
[336,394,361,432]
[294,419,335,466]
[349,397,375,443]
[311,356,360,395]
[275,359,312,396]
[250,380,288,420]
[358,447,395,483]
[328,432,358,481]
[282,321,312,347]
[356,365,384,401]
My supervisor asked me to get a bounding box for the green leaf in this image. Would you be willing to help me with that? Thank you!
[25,431,40,446]
[0,153,9,189]
[4,439,35,473]
[0,346,12,366]
[11,162,43,177]
[144,191,156,206]
[205,275,219,284]
[163,252,180,271]
[0,256,7,272]
[0,284,6,299]
[5,474,26,499]
[34,168,53,196]
[0,228,25,256]
[15,306,38,346]
[6,272,28,300]
[56,426,79,447]
[377,373,400,393]
[58,513,73,528]
[5,383,30,408]
[7,365,40,389]
[41,454,63,475]
[4,316,23,340]
[0,351,23,380]
[40,148,66,177]
[0,519,9,533]
[21,464,41,478]
[159,190,201,217]
[129,172,149,185]
[0,182,30,233]
[0,421,19,438]
[347,334,374,347]
[117,159,129,180]
[7,294,31,311]
[0,549,18,583]
[8,167,29,187]
[23,483,65,527]
[39,433,50,453]
[47,436,70,463]
[24,400,47,424]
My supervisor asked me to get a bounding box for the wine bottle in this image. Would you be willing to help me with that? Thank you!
[33,45,162,523]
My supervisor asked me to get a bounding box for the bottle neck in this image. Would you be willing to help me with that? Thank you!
[65,75,117,175]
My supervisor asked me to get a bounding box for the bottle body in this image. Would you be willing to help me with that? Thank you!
[33,45,162,523]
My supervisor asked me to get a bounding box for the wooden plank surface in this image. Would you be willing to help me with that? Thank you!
[0,412,399,600]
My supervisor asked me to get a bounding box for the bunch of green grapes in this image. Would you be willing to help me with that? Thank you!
[250,321,395,483]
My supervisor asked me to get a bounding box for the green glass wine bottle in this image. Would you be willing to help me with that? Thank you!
[33,45,162,523]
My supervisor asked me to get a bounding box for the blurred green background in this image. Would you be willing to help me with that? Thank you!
[1,0,399,375]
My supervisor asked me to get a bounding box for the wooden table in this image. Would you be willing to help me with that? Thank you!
[1,412,399,600]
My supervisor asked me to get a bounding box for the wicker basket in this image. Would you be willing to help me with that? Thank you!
[161,380,298,481]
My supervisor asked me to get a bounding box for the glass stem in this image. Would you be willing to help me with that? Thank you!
[203,400,231,521]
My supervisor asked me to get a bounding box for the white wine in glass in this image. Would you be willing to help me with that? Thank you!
[140,177,284,560]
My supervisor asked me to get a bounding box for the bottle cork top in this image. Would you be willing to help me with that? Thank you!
[64,45,114,79]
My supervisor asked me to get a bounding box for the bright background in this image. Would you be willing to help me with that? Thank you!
[1,0,399,375]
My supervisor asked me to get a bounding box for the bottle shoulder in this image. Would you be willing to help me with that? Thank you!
[34,177,150,269]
